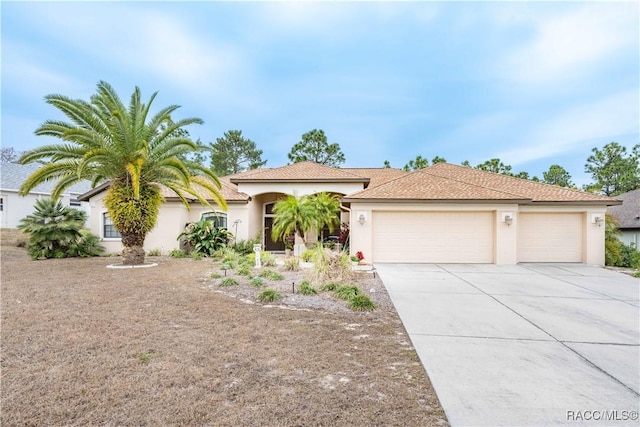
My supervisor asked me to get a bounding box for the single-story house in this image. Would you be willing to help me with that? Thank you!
[0,162,92,228]
[608,189,640,247]
[79,161,620,265]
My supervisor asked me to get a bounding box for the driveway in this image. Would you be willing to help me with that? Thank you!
[376,263,640,426]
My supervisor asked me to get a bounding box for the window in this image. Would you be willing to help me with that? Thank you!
[0,197,3,212]
[70,198,81,207]
[103,213,121,238]
[265,203,275,215]
[202,212,227,229]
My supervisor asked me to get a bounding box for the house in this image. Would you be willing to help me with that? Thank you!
[0,162,92,228]
[608,189,640,247]
[79,161,620,265]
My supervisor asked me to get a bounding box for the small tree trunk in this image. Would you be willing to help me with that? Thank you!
[121,232,146,265]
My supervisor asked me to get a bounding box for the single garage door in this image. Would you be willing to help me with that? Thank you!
[518,213,583,262]
[372,211,494,263]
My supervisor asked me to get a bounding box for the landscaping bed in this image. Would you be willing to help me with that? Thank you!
[0,230,448,426]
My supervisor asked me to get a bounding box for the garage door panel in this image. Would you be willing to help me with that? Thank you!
[372,211,494,263]
[518,213,583,263]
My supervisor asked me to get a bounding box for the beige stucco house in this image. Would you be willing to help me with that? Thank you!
[79,161,620,265]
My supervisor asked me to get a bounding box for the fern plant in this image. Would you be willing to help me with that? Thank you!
[18,198,103,260]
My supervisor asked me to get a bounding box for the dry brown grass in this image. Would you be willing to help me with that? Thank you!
[1,229,448,426]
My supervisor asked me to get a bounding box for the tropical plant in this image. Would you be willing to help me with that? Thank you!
[249,277,264,287]
[168,249,188,258]
[232,236,261,255]
[259,269,284,281]
[271,193,340,245]
[219,277,239,287]
[283,256,300,271]
[17,198,103,260]
[18,81,226,265]
[177,217,232,257]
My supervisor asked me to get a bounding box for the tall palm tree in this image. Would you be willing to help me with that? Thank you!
[312,192,341,240]
[19,81,226,265]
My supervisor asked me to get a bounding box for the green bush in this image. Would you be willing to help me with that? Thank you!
[262,252,277,267]
[209,272,222,279]
[168,249,188,258]
[249,277,264,287]
[147,248,162,256]
[219,277,239,287]
[235,265,252,277]
[348,294,376,311]
[18,198,104,260]
[298,280,317,295]
[177,218,232,257]
[335,285,362,301]
[321,282,341,291]
[259,269,284,281]
[301,249,314,262]
[257,288,283,302]
[232,236,261,255]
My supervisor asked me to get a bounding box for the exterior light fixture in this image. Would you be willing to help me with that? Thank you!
[502,212,513,226]
[358,213,366,225]
[593,215,604,227]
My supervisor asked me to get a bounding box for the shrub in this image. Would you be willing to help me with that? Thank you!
[261,252,277,267]
[209,272,222,279]
[335,285,362,301]
[321,282,341,291]
[147,248,162,256]
[283,257,300,271]
[221,251,240,269]
[219,277,239,287]
[177,218,232,257]
[309,248,352,285]
[298,281,317,295]
[249,277,264,287]
[168,249,188,258]
[257,288,282,302]
[17,198,104,260]
[235,265,252,277]
[232,236,261,255]
[259,269,284,281]
[348,294,376,311]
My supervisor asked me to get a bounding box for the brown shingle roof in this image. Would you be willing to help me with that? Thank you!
[608,189,640,229]
[229,161,369,183]
[344,163,621,205]
[343,168,408,188]
[161,177,249,203]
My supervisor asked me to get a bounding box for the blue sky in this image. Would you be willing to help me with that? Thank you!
[2,1,638,186]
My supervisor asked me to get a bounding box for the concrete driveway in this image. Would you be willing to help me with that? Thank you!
[376,263,640,426]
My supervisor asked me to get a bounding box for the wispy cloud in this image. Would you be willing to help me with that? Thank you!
[497,89,639,165]
[498,3,638,83]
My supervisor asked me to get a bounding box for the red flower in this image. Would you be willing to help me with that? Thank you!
[356,251,365,261]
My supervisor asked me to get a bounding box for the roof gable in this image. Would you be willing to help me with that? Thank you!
[229,161,369,183]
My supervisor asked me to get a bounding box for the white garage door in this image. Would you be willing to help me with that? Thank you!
[372,211,494,263]
[518,213,583,262]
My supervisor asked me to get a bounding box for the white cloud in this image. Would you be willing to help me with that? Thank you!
[499,3,638,83]
[497,89,639,165]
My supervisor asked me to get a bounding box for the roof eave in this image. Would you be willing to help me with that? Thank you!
[529,200,622,206]
[231,178,369,184]
[78,181,110,201]
[342,198,531,204]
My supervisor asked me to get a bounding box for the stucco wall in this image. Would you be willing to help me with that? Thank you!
[349,202,607,266]
[237,182,363,198]
[1,190,89,229]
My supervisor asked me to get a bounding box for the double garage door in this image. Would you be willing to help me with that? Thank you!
[371,211,584,264]
[372,211,495,263]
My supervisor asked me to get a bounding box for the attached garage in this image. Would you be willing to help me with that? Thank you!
[518,213,584,263]
[372,211,495,263]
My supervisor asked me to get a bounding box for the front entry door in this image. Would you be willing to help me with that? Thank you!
[264,217,285,251]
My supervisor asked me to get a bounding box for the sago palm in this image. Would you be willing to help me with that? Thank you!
[19,81,226,265]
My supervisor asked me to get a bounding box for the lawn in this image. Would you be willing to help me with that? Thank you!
[0,230,448,426]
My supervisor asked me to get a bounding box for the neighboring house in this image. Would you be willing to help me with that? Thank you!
[79,161,619,265]
[608,189,640,247]
[0,162,92,228]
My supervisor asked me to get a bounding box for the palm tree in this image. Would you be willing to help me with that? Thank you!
[19,81,226,265]
[271,195,315,245]
[312,192,341,241]
[271,193,341,247]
